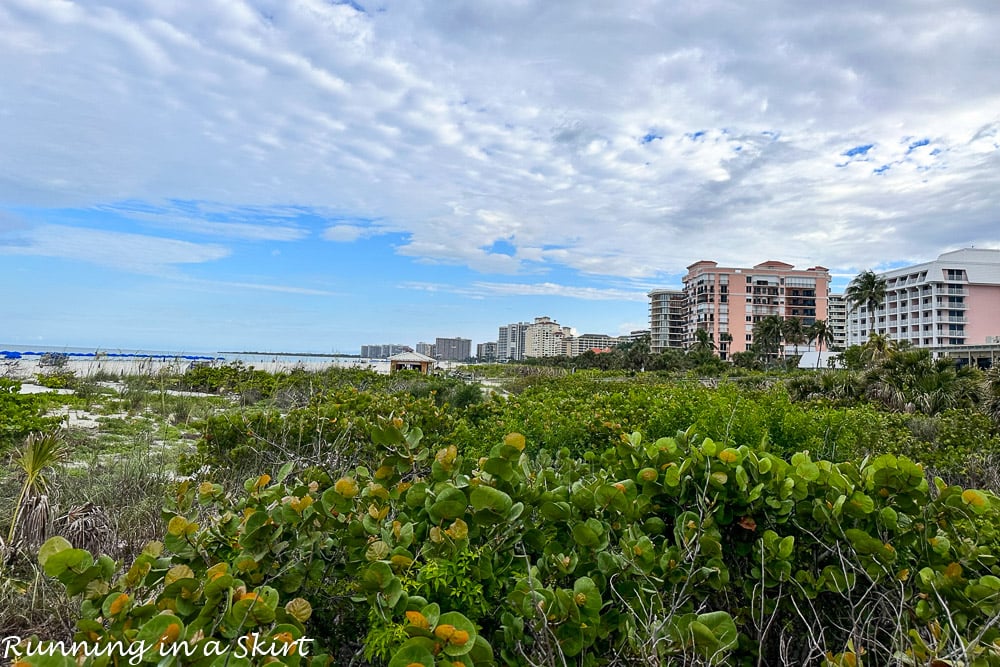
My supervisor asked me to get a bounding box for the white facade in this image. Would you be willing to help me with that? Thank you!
[497,322,529,362]
[524,316,574,358]
[846,248,1000,348]
[648,289,687,354]
[828,294,847,348]
[564,333,620,356]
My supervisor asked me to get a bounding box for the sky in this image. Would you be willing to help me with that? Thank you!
[2,0,999,354]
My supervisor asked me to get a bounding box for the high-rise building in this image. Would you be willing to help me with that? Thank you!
[827,294,847,349]
[361,344,412,358]
[524,316,574,358]
[416,342,436,357]
[434,337,472,361]
[497,321,530,362]
[476,341,498,362]
[846,248,1000,348]
[682,260,831,358]
[648,289,687,354]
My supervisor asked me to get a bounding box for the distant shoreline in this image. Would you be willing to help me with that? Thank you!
[218,351,361,358]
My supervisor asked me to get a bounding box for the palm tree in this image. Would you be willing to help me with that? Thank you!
[718,331,733,361]
[689,328,716,357]
[782,317,807,358]
[983,367,1000,428]
[753,315,785,363]
[808,320,835,369]
[860,332,898,368]
[845,270,887,335]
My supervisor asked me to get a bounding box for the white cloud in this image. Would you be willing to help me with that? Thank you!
[0,224,229,273]
[323,225,368,242]
[403,281,647,302]
[0,0,997,281]
[102,203,310,241]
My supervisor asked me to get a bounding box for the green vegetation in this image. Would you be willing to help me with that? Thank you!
[2,359,1000,665]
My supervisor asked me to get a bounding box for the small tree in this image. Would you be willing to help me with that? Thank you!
[6,431,68,548]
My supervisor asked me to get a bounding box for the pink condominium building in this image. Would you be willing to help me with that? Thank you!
[846,248,1000,348]
[682,260,831,359]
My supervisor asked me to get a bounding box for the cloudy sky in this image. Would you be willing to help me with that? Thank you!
[2,0,998,353]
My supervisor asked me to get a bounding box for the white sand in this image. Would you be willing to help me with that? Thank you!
[2,357,393,382]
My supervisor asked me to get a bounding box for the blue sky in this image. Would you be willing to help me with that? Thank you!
[2,1,999,353]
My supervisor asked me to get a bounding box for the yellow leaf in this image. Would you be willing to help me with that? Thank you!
[504,432,526,451]
[166,516,187,536]
[334,477,359,498]
[406,610,429,629]
[285,598,312,623]
[164,565,194,586]
[109,593,130,615]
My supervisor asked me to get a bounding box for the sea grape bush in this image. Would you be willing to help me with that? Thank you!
[180,369,999,491]
[183,388,460,475]
[18,417,1000,666]
[0,378,64,452]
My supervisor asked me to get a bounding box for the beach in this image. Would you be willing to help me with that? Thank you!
[1,355,392,382]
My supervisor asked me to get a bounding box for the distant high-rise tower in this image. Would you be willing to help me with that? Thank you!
[648,289,687,354]
[828,294,847,348]
[435,337,472,361]
[497,322,529,362]
[523,317,573,358]
[476,341,498,362]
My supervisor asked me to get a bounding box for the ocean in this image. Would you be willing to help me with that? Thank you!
[0,344,391,369]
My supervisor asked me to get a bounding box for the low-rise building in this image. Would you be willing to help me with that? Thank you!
[564,333,621,356]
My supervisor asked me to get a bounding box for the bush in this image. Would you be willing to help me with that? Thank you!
[26,423,1000,666]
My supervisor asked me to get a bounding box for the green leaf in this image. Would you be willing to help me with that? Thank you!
[469,486,513,515]
[572,522,600,548]
[42,547,93,578]
[777,536,794,559]
[388,638,436,667]
[37,536,73,569]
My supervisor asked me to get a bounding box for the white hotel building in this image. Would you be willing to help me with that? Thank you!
[846,248,1000,348]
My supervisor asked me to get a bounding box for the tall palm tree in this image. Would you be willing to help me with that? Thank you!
[808,320,836,369]
[718,331,733,360]
[753,315,785,363]
[782,317,807,358]
[845,270,887,335]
